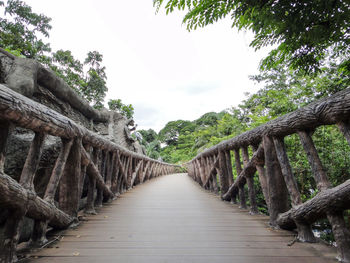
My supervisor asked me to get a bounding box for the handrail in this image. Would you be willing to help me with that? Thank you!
[0,85,179,262]
[0,85,172,165]
[186,88,350,263]
[190,88,350,160]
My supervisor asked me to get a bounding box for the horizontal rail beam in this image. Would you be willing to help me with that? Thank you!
[191,88,350,161]
[0,84,177,167]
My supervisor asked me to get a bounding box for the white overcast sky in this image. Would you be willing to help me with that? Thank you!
[25,0,269,132]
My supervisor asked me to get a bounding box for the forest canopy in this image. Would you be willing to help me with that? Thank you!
[154,0,350,74]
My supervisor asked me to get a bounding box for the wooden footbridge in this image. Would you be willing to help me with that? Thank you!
[28,174,336,263]
[0,83,350,263]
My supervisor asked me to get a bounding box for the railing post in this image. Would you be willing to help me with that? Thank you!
[224,150,237,203]
[273,136,316,242]
[31,138,73,246]
[0,121,12,173]
[204,157,211,190]
[298,130,350,261]
[233,148,247,209]
[252,144,269,210]
[85,147,100,214]
[59,137,82,217]
[95,150,106,207]
[0,121,21,263]
[111,151,120,193]
[218,150,229,197]
[79,143,91,201]
[263,136,289,227]
[242,146,259,214]
[106,151,114,189]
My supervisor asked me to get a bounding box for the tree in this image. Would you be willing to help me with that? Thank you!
[108,99,134,119]
[0,1,111,110]
[154,0,350,74]
[138,129,158,143]
[158,120,196,146]
[50,49,84,93]
[0,0,52,60]
[82,51,108,109]
[195,111,225,127]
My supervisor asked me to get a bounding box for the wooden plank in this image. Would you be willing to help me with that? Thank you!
[27,174,336,263]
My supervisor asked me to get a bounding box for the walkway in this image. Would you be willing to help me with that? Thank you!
[28,174,336,263]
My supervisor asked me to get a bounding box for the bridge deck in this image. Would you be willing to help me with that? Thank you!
[28,174,336,263]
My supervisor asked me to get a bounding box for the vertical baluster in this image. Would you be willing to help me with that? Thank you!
[19,132,46,189]
[298,130,350,261]
[139,160,145,182]
[1,127,45,262]
[233,148,247,209]
[193,160,199,183]
[1,209,25,263]
[106,151,114,189]
[59,137,82,217]
[85,147,99,215]
[204,157,210,190]
[43,138,73,200]
[212,156,219,194]
[111,151,120,193]
[205,157,211,190]
[141,161,150,184]
[116,155,124,194]
[218,150,230,198]
[31,138,73,246]
[95,150,106,207]
[242,146,259,214]
[225,150,237,203]
[79,144,91,202]
[263,135,289,227]
[147,162,154,181]
[0,121,12,173]
[252,145,269,209]
[155,163,160,177]
[211,156,219,193]
[273,136,316,242]
[127,157,134,188]
[198,158,205,185]
[123,156,131,191]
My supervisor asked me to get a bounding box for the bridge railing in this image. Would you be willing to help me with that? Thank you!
[186,88,350,263]
[0,84,179,262]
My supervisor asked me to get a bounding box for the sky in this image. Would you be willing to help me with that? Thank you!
[24,0,270,132]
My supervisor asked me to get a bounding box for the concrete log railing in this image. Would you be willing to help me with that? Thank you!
[186,88,350,263]
[0,84,179,263]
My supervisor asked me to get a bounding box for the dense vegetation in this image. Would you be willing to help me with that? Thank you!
[0,0,134,117]
[154,0,350,75]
